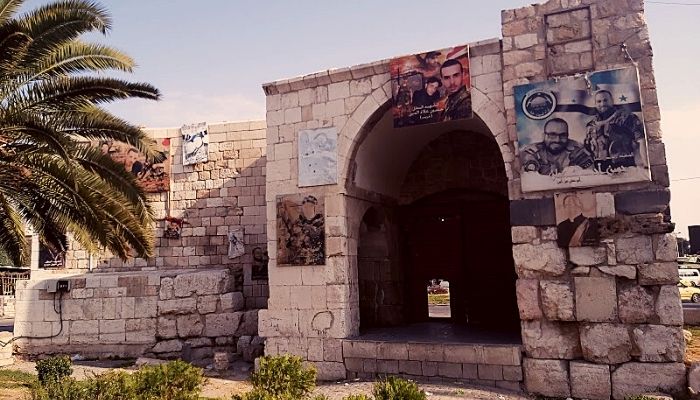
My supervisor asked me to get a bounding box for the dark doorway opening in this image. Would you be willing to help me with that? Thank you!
[355,129,520,343]
[401,189,519,332]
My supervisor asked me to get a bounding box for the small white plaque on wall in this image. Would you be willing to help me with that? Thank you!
[298,126,338,187]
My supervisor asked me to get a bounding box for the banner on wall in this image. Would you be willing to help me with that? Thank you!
[390,45,472,128]
[96,138,171,193]
[181,122,209,166]
[514,67,650,192]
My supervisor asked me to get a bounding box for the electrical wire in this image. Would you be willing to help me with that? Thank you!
[672,176,700,182]
[0,291,65,347]
[647,1,700,5]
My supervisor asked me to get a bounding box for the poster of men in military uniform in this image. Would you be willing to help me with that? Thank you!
[276,194,325,266]
[390,45,472,128]
[514,67,650,192]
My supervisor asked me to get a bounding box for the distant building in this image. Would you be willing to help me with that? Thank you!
[690,225,700,254]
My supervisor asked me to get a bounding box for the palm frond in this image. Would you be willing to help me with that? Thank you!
[18,0,111,53]
[30,40,135,78]
[0,0,160,263]
[0,192,27,266]
[0,0,23,25]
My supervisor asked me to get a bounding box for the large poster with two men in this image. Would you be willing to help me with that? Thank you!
[514,67,650,192]
[390,45,472,128]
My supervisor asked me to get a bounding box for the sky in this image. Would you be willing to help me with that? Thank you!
[20,0,700,238]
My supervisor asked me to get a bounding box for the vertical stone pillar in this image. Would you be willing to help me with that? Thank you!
[502,1,685,399]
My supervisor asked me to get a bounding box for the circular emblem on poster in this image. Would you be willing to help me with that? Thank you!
[522,90,557,120]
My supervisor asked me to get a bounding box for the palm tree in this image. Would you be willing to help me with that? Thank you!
[0,0,162,266]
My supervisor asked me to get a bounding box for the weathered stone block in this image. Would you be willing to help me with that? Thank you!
[632,325,684,362]
[615,189,670,215]
[398,360,422,375]
[156,317,176,339]
[510,199,556,226]
[158,298,197,315]
[377,360,399,374]
[653,234,678,262]
[570,361,611,400]
[159,278,174,300]
[176,314,203,338]
[502,365,523,381]
[511,226,537,243]
[616,236,654,264]
[481,345,521,366]
[443,344,480,363]
[377,342,408,360]
[421,361,438,376]
[521,320,581,359]
[618,284,655,323]
[523,358,570,398]
[478,364,503,380]
[235,310,259,336]
[173,270,228,298]
[196,295,218,314]
[220,292,245,312]
[213,352,230,371]
[343,341,378,359]
[611,362,686,399]
[540,281,575,321]
[638,262,679,286]
[688,362,700,397]
[516,279,542,320]
[203,312,242,337]
[438,362,462,378]
[656,285,683,326]
[575,277,617,322]
[580,323,632,364]
[513,242,566,278]
[152,339,182,353]
[570,246,607,266]
[599,265,636,279]
[408,343,443,362]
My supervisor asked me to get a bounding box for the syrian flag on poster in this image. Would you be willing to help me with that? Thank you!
[513,67,650,192]
[181,122,209,166]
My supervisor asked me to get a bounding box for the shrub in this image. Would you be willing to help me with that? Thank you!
[30,360,203,400]
[249,355,316,399]
[372,376,426,400]
[83,371,136,400]
[30,377,85,400]
[35,355,73,385]
[132,360,204,400]
[343,395,373,400]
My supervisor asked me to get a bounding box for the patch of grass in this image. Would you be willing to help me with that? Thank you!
[0,369,37,389]
[427,294,449,305]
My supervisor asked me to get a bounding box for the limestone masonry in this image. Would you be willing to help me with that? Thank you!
[12,0,685,399]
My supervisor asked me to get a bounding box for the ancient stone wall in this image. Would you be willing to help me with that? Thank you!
[399,131,508,204]
[502,1,684,399]
[259,38,510,381]
[41,121,269,310]
[13,270,263,364]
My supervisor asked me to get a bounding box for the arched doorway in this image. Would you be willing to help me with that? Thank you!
[352,109,520,341]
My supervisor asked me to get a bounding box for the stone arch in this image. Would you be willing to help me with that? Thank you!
[338,83,514,194]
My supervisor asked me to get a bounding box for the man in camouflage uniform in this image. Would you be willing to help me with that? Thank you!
[440,59,472,121]
[520,118,593,175]
[584,89,645,172]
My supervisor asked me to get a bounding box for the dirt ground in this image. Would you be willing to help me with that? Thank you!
[686,326,700,363]
[0,358,531,400]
